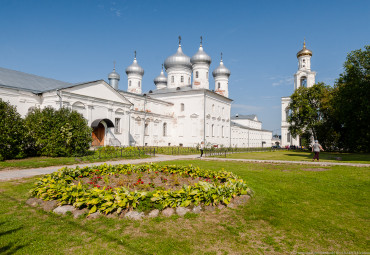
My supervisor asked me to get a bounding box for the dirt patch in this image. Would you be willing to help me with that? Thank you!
[302,168,329,172]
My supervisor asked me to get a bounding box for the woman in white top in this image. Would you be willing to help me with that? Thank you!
[312,140,324,161]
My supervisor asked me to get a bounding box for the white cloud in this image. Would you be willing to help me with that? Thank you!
[271,76,294,87]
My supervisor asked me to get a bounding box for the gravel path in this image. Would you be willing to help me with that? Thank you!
[0,154,368,181]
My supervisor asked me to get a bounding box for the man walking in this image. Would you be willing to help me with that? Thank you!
[312,140,324,161]
[200,141,204,158]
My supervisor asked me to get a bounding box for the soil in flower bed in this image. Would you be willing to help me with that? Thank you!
[73,171,222,192]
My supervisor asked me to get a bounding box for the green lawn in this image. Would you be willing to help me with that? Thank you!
[0,160,369,254]
[221,150,370,163]
[0,153,151,171]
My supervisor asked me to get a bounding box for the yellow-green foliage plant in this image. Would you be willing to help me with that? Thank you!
[30,164,251,215]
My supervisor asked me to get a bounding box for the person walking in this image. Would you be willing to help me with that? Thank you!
[200,141,204,158]
[312,140,324,161]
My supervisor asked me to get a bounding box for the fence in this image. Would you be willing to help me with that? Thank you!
[204,147,285,157]
[82,147,156,160]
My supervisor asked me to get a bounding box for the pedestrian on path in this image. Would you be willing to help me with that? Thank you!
[200,141,204,158]
[312,140,324,161]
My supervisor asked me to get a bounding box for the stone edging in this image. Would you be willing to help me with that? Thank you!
[26,195,251,220]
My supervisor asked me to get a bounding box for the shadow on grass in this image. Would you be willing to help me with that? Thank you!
[0,242,29,255]
[0,192,151,255]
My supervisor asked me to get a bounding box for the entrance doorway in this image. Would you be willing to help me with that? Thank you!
[92,123,105,146]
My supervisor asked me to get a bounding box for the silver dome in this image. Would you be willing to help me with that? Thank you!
[212,54,231,78]
[125,52,144,76]
[108,68,120,80]
[164,45,191,70]
[191,45,211,65]
[154,66,167,85]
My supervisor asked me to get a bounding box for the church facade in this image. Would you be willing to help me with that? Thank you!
[0,37,272,148]
[281,41,316,147]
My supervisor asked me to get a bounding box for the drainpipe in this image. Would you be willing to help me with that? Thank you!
[56,89,62,109]
[203,91,206,146]
[142,94,148,146]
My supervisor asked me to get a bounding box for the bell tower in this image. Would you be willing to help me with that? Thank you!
[294,40,316,90]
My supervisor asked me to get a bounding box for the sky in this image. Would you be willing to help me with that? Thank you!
[1,0,369,134]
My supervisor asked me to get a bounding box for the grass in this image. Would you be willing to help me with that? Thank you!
[0,159,369,254]
[0,153,151,171]
[220,150,370,164]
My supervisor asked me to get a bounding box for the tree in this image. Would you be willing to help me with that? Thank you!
[0,99,27,160]
[25,107,92,157]
[287,83,334,148]
[331,45,370,152]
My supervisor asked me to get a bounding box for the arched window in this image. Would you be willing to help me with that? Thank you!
[218,82,221,89]
[222,126,224,137]
[180,103,184,112]
[206,72,208,79]
[171,76,174,83]
[163,122,167,137]
[300,76,307,87]
[195,71,199,78]
[129,80,132,87]
[188,77,190,84]
[138,81,141,87]
[212,104,215,112]
[211,124,214,137]
[181,76,184,82]
[144,123,149,136]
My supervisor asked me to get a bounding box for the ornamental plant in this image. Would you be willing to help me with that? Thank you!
[30,164,251,215]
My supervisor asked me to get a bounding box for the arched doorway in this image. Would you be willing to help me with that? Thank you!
[92,123,105,146]
[91,119,115,146]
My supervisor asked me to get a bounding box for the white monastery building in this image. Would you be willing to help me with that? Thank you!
[0,37,272,148]
[281,41,316,147]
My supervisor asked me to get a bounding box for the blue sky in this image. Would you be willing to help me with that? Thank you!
[1,0,369,134]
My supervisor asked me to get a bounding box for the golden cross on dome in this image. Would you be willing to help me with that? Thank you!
[134,50,137,59]
[200,36,203,46]
[178,36,181,46]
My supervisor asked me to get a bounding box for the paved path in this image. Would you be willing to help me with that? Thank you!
[0,154,199,181]
[0,154,369,181]
[202,157,370,167]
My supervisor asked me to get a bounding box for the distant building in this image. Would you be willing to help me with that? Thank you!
[281,41,316,147]
[0,37,272,148]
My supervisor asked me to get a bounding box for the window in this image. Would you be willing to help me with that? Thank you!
[300,76,307,87]
[211,124,214,137]
[218,82,221,89]
[180,103,184,111]
[163,122,167,137]
[195,71,199,78]
[222,126,224,137]
[114,118,121,133]
[138,81,141,87]
[206,72,208,79]
[144,123,149,136]
[181,76,184,82]
[287,132,291,143]
[171,76,174,83]
[129,80,131,87]
[188,77,190,84]
[212,104,215,112]
[222,107,224,115]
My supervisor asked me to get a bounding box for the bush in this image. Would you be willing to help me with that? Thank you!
[0,99,28,160]
[25,107,92,157]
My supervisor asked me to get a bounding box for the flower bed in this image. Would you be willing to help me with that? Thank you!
[30,164,251,217]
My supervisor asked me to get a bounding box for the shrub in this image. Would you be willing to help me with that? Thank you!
[0,99,28,160]
[25,107,92,157]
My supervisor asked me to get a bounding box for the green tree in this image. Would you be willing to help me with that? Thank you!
[0,99,27,160]
[288,83,334,148]
[332,45,370,152]
[25,107,92,157]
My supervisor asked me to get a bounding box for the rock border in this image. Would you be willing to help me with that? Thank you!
[26,194,251,220]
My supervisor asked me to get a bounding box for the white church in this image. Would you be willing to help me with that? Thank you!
[281,41,316,147]
[0,37,273,148]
